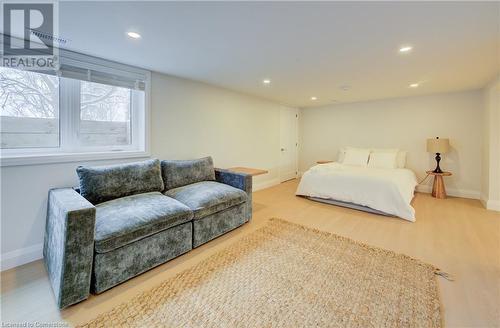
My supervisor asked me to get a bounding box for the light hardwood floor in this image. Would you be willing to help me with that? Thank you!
[1,179,499,327]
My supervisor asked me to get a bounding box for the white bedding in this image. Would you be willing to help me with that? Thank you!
[296,162,418,221]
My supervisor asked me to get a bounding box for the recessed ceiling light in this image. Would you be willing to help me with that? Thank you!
[409,83,419,88]
[311,96,317,101]
[262,79,271,85]
[127,31,141,39]
[399,46,413,53]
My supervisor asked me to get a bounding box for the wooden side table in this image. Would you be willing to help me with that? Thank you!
[227,167,268,176]
[426,171,452,199]
[317,160,334,164]
[219,167,268,192]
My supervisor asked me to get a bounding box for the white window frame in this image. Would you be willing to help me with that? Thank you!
[0,49,151,166]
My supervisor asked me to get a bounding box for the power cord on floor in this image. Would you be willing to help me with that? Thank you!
[418,173,431,185]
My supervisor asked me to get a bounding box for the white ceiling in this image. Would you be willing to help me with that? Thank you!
[58,1,499,108]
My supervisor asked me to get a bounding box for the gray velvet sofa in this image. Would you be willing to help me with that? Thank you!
[43,157,252,309]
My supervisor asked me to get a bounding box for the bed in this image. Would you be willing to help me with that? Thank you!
[296,162,418,221]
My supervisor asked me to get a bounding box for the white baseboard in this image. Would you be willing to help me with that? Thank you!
[416,184,480,200]
[487,200,500,211]
[480,193,500,211]
[484,199,500,211]
[480,193,488,208]
[253,178,281,191]
[1,243,43,271]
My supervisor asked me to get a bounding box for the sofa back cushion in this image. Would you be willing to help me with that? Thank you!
[77,159,164,204]
[161,156,215,190]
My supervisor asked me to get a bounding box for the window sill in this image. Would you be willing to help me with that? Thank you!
[0,150,150,167]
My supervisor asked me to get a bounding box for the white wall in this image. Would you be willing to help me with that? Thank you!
[481,76,500,210]
[0,72,291,270]
[299,90,484,198]
[150,72,286,189]
[0,157,148,270]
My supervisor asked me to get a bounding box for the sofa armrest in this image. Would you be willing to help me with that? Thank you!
[215,168,252,220]
[43,188,96,308]
[215,168,252,194]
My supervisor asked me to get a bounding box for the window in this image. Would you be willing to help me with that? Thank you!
[0,68,60,149]
[79,81,131,147]
[0,50,150,165]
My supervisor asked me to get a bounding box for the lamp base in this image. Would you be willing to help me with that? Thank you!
[433,153,443,173]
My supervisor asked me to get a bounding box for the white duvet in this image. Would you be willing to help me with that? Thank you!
[296,162,418,221]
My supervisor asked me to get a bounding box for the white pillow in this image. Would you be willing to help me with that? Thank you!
[371,148,407,168]
[396,151,407,168]
[343,148,370,166]
[371,148,398,153]
[368,151,398,169]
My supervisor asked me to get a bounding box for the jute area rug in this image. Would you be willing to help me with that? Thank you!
[80,218,442,328]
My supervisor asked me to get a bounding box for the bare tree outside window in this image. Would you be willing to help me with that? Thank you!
[0,67,133,149]
[0,67,58,119]
[0,67,59,148]
[1,68,130,122]
[80,81,131,122]
[79,81,131,146]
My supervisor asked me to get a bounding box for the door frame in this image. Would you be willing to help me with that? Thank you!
[279,107,299,183]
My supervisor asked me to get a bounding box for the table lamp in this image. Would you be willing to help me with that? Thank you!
[426,137,450,173]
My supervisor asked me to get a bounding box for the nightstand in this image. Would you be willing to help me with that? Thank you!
[426,171,452,199]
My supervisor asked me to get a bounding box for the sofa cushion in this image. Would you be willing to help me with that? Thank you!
[164,181,247,220]
[94,192,192,253]
[77,159,164,205]
[161,157,215,190]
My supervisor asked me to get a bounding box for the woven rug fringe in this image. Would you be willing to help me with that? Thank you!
[434,269,454,281]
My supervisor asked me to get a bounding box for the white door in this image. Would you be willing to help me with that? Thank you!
[279,107,299,182]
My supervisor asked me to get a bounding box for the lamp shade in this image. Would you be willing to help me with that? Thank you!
[427,137,450,154]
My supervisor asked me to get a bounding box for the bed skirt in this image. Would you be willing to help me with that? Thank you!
[306,196,394,217]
